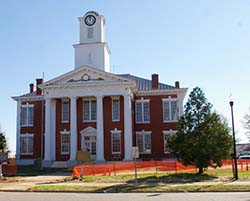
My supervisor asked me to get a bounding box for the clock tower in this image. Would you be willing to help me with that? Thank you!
[73,11,110,72]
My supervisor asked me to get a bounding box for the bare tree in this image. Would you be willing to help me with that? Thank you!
[243,108,250,141]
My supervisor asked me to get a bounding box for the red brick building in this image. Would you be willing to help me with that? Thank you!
[12,11,187,167]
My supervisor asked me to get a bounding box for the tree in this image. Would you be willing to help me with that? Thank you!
[168,87,232,174]
[243,108,250,141]
[0,131,7,152]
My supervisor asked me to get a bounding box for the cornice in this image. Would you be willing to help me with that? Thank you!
[136,88,188,96]
[12,95,44,102]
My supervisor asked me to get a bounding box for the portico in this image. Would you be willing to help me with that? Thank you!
[41,71,135,166]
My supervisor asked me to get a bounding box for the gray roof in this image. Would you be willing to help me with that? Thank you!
[19,91,38,98]
[117,74,176,91]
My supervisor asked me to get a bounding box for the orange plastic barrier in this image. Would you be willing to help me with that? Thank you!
[72,160,196,177]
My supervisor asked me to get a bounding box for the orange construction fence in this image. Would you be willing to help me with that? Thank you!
[72,160,196,177]
[72,159,250,177]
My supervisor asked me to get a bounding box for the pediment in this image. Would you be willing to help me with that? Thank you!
[40,66,132,87]
[80,126,96,136]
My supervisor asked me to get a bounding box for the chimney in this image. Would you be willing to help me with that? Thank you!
[29,83,34,93]
[151,74,159,89]
[175,81,180,88]
[36,78,43,95]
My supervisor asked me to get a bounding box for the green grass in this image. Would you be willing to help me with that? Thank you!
[75,172,217,184]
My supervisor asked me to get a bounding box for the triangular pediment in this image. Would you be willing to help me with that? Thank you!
[40,66,133,87]
[80,126,96,136]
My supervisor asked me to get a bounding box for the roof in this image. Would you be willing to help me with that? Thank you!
[13,72,178,100]
[117,74,176,91]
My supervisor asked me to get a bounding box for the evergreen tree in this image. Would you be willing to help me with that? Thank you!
[168,87,232,174]
[0,130,7,152]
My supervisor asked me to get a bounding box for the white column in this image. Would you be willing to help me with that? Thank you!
[44,98,51,161]
[96,95,104,161]
[124,94,133,160]
[70,97,77,160]
[50,100,56,161]
[15,100,21,159]
[177,94,184,118]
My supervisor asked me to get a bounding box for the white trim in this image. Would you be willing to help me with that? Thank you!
[135,99,150,124]
[111,129,121,154]
[20,104,34,127]
[163,130,177,154]
[112,97,120,122]
[40,66,134,89]
[60,129,70,155]
[162,98,178,123]
[19,133,34,155]
[136,88,188,96]
[136,131,152,154]
[16,100,21,159]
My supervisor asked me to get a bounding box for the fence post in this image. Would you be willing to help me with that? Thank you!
[155,160,157,174]
[175,160,177,173]
[113,161,116,176]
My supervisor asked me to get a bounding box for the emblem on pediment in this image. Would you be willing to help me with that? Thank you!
[67,73,104,83]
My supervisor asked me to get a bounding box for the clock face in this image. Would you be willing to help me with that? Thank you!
[82,74,90,81]
[84,15,96,26]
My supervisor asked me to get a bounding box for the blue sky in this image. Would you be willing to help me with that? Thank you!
[1,0,250,154]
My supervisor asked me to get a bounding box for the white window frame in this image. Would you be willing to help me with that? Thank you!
[20,133,34,155]
[135,98,150,123]
[60,129,70,155]
[112,97,120,122]
[83,98,97,122]
[163,130,177,154]
[20,104,34,127]
[111,129,121,154]
[136,131,152,154]
[162,97,178,122]
[62,99,69,123]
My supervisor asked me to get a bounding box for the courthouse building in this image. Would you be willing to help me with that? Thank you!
[12,11,187,167]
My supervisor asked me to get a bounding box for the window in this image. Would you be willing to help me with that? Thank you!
[62,100,69,122]
[136,131,151,154]
[20,105,34,126]
[135,99,150,123]
[111,130,121,154]
[83,99,96,121]
[87,27,93,39]
[20,134,33,155]
[162,98,178,122]
[61,130,70,154]
[112,98,120,121]
[163,130,177,153]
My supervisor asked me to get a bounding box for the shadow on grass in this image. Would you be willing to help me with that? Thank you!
[92,173,218,193]
[126,172,218,184]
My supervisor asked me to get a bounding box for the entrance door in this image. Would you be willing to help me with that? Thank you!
[83,136,96,160]
[80,127,97,160]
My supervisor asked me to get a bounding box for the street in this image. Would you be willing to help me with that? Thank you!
[0,192,250,201]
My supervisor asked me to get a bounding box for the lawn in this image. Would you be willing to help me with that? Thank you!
[27,170,250,192]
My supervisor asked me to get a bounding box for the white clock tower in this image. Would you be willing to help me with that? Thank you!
[73,11,110,72]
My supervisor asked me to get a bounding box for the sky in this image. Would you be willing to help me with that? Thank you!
[1,0,250,155]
